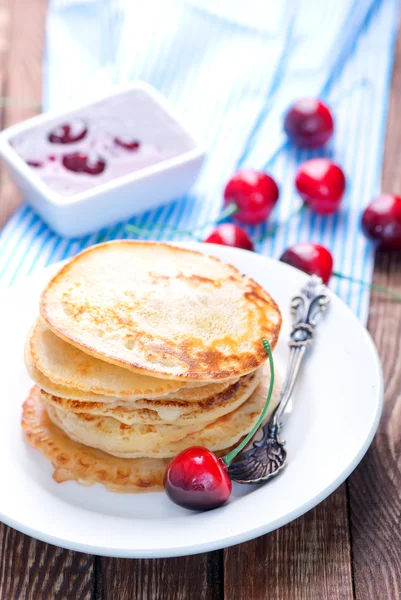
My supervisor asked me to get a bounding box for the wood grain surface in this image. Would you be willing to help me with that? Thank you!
[0,527,94,600]
[0,3,400,600]
[347,24,401,600]
[224,486,354,600]
[99,553,223,600]
[0,0,45,228]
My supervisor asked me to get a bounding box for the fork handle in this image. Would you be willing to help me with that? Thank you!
[266,275,330,433]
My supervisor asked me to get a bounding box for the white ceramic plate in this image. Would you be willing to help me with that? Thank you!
[0,243,383,558]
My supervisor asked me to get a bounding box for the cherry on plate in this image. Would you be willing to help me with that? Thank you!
[224,170,279,225]
[114,137,141,151]
[164,446,232,511]
[284,99,334,148]
[361,194,401,251]
[48,120,88,144]
[280,242,333,284]
[204,224,254,251]
[296,158,346,215]
[62,152,106,176]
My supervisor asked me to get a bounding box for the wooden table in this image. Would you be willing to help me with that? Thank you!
[0,2,400,598]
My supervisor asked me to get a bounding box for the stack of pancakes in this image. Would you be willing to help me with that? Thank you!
[22,242,282,493]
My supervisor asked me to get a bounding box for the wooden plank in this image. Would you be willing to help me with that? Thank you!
[223,486,353,600]
[99,552,223,600]
[0,0,11,137]
[0,525,94,600]
[0,3,96,599]
[0,0,11,115]
[0,0,45,228]
[349,253,401,600]
[348,22,401,600]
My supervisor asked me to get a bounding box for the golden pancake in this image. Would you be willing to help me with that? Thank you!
[41,367,264,426]
[25,338,122,403]
[30,319,187,399]
[167,378,239,401]
[22,387,168,493]
[40,241,282,381]
[45,367,281,458]
[28,320,235,402]
[27,342,238,415]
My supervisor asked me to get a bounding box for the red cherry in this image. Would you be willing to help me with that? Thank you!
[295,158,346,215]
[204,224,254,251]
[48,120,88,144]
[361,194,401,251]
[164,446,232,511]
[284,99,334,148]
[280,242,333,284]
[224,170,279,225]
[62,152,106,176]
[114,137,141,151]
[27,160,43,168]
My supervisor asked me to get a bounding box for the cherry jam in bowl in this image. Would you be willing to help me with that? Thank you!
[0,82,205,237]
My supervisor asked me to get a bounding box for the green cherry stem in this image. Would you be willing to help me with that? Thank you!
[222,339,274,467]
[253,204,305,244]
[333,271,401,302]
[126,202,238,238]
[126,203,304,242]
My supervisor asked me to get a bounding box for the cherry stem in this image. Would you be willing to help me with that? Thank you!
[253,204,305,243]
[222,339,274,467]
[126,203,304,242]
[126,202,238,238]
[333,271,401,302]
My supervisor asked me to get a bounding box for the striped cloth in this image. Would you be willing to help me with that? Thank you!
[0,0,398,324]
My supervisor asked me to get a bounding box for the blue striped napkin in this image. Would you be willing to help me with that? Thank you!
[0,0,398,324]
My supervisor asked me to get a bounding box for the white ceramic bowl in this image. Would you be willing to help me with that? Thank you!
[0,82,205,237]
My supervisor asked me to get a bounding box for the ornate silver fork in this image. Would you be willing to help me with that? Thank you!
[228,275,330,484]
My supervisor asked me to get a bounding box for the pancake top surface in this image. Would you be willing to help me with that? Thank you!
[41,241,282,381]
